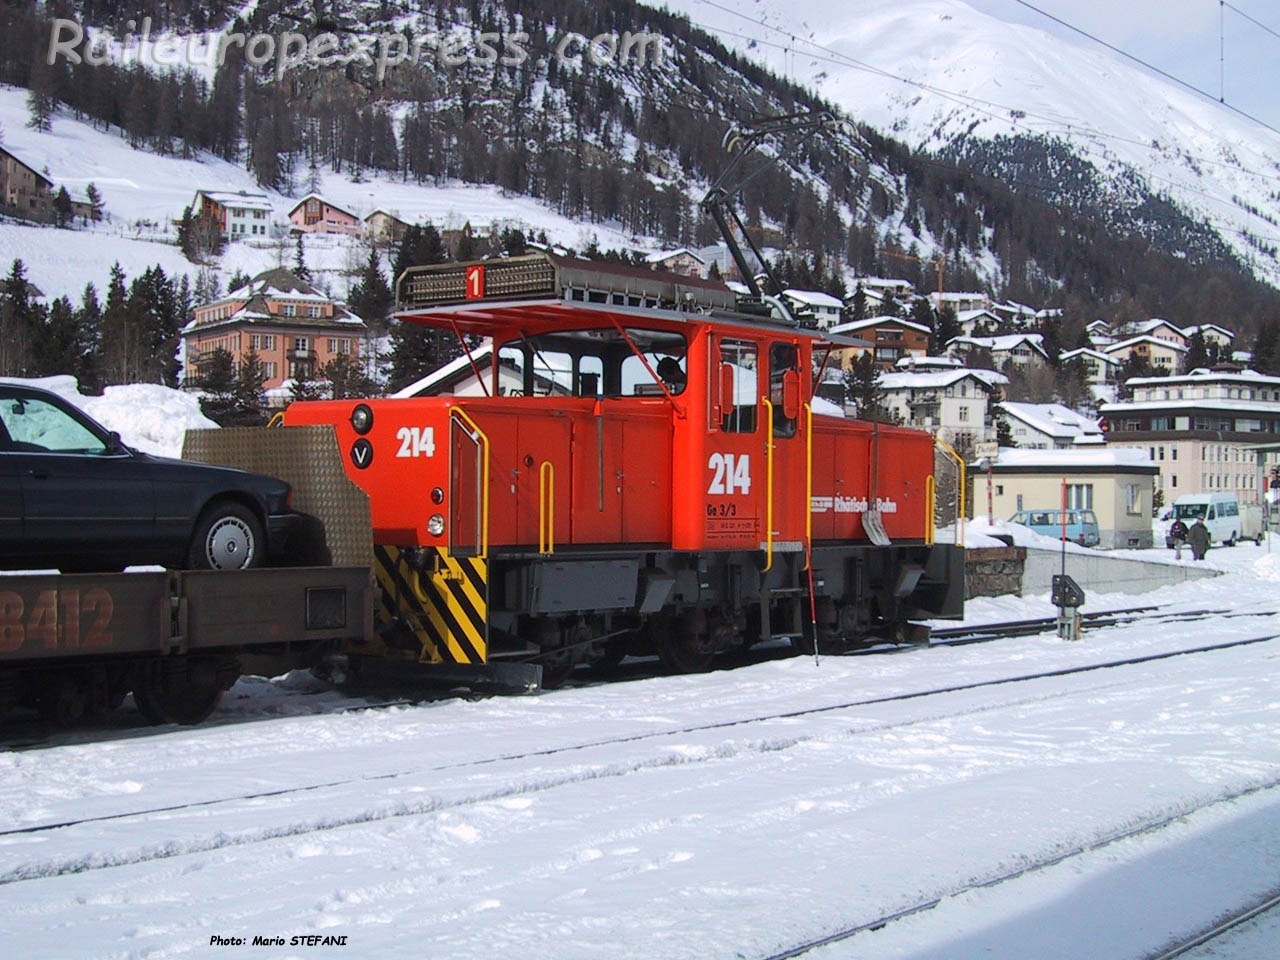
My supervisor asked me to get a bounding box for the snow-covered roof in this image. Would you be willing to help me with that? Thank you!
[1182,323,1235,340]
[1103,334,1189,354]
[1060,347,1119,365]
[988,448,1155,470]
[999,402,1104,444]
[1099,398,1280,415]
[392,343,496,397]
[364,208,406,222]
[783,288,844,310]
[948,333,1047,355]
[288,193,359,220]
[645,247,704,265]
[831,315,931,336]
[1086,320,1111,332]
[880,369,1008,390]
[956,308,1000,323]
[724,280,750,295]
[1125,369,1280,387]
[895,355,963,369]
[931,291,988,301]
[195,189,273,211]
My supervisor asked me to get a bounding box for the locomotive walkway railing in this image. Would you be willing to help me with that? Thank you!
[449,407,491,559]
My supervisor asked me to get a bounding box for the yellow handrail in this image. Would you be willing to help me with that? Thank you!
[933,437,967,545]
[803,401,813,570]
[538,460,555,554]
[925,474,936,546]
[266,412,285,428]
[449,407,490,559]
[762,398,775,572]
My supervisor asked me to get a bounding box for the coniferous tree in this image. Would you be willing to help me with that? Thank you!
[842,353,894,423]
[196,348,238,422]
[1184,328,1210,372]
[387,223,458,390]
[25,57,55,133]
[348,246,393,328]
[53,186,73,228]
[934,305,961,351]
[85,183,103,221]
[293,234,311,281]
[849,283,867,324]
[0,260,42,375]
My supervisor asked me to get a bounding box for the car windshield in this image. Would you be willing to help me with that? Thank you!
[1174,504,1207,521]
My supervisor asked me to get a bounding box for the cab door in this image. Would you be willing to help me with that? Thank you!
[764,341,808,553]
[703,336,765,551]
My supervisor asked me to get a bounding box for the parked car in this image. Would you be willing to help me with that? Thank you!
[0,384,298,572]
[1010,508,1101,547]
[1168,492,1251,546]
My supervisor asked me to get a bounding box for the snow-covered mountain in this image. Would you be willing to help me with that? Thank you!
[665,0,1280,286]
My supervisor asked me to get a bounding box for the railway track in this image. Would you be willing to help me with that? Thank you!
[759,776,1280,960]
[3,625,1279,889]
[1146,892,1280,959]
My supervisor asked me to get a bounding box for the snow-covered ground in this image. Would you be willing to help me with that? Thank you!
[2,537,1279,957]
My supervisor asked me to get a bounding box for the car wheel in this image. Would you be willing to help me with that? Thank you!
[187,503,265,570]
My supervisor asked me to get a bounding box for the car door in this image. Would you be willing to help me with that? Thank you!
[0,390,156,567]
[0,421,22,559]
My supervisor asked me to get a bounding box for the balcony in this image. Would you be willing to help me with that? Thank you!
[289,348,316,361]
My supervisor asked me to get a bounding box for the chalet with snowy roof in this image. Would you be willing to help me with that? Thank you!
[945,334,1048,370]
[929,291,990,314]
[182,268,366,396]
[1102,334,1187,373]
[365,209,410,243]
[895,355,964,372]
[1182,323,1235,349]
[645,248,706,278]
[998,402,1104,449]
[955,308,1002,337]
[990,301,1038,324]
[878,368,1008,447]
[782,288,844,330]
[1060,347,1120,386]
[1122,318,1188,348]
[288,194,362,236]
[1,146,54,223]
[192,189,274,240]
[830,315,931,369]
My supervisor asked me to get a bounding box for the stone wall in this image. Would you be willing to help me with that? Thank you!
[965,546,1026,599]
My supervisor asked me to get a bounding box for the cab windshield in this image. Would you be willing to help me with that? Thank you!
[495,327,689,398]
[1174,503,1208,521]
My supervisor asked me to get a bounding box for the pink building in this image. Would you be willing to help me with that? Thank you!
[288,194,362,236]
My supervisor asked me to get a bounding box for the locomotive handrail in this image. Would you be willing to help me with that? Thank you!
[762,398,775,572]
[449,407,490,559]
[933,437,966,545]
[925,475,936,546]
[539,460,555,554]
[803,401,813,570]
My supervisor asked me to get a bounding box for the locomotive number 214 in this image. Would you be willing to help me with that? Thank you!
[707,452,751,495]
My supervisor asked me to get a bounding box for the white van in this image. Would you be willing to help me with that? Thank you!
[1171,492,1246,546]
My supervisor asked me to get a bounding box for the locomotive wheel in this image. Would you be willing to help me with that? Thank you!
[132,675,224,725]
[657,612,715,673]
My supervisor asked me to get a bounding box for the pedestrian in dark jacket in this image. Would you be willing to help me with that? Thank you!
[1188,516,1211,560]
[1169,518,1189,559]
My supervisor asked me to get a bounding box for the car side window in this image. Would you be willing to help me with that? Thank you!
[0,396,108,454]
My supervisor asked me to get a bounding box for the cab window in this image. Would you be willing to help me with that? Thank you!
[715,338,758,433]
[770,342,799,439]
[0,394,108,454]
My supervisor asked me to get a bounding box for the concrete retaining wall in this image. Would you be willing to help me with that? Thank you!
[1022,547,1219,596]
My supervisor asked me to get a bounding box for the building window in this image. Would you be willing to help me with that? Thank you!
[1172,474,1178,487]
[282,304,296,317]
[309,305,322,318]
[1067,483,1093,510]
[1126,484,1142,515]
[328,338,351,355]
[293,337,309,352]
[262,361,277,379]
[958,406,970,422]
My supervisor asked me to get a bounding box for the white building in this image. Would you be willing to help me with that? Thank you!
[1060,347,1120,386]
[192,189,274,240]
[999,402,1105,449]
[946,333,1048,370]
[782,288,845,329]
[878,368,1008,447]
[930,291,991,313]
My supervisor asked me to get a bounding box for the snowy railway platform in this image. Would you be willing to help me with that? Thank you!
[2,540,1279,958]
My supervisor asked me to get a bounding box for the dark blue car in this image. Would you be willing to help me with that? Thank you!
[0,384,298,572]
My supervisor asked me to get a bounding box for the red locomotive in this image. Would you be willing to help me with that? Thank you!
[285,253,963,684]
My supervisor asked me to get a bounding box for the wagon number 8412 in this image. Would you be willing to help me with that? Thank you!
[0,589,114,652]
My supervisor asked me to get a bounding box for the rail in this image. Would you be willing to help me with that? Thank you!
[538,460,555,555]
[803,402,813,570]
[762,398,775,572]
[449,407,490,559]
